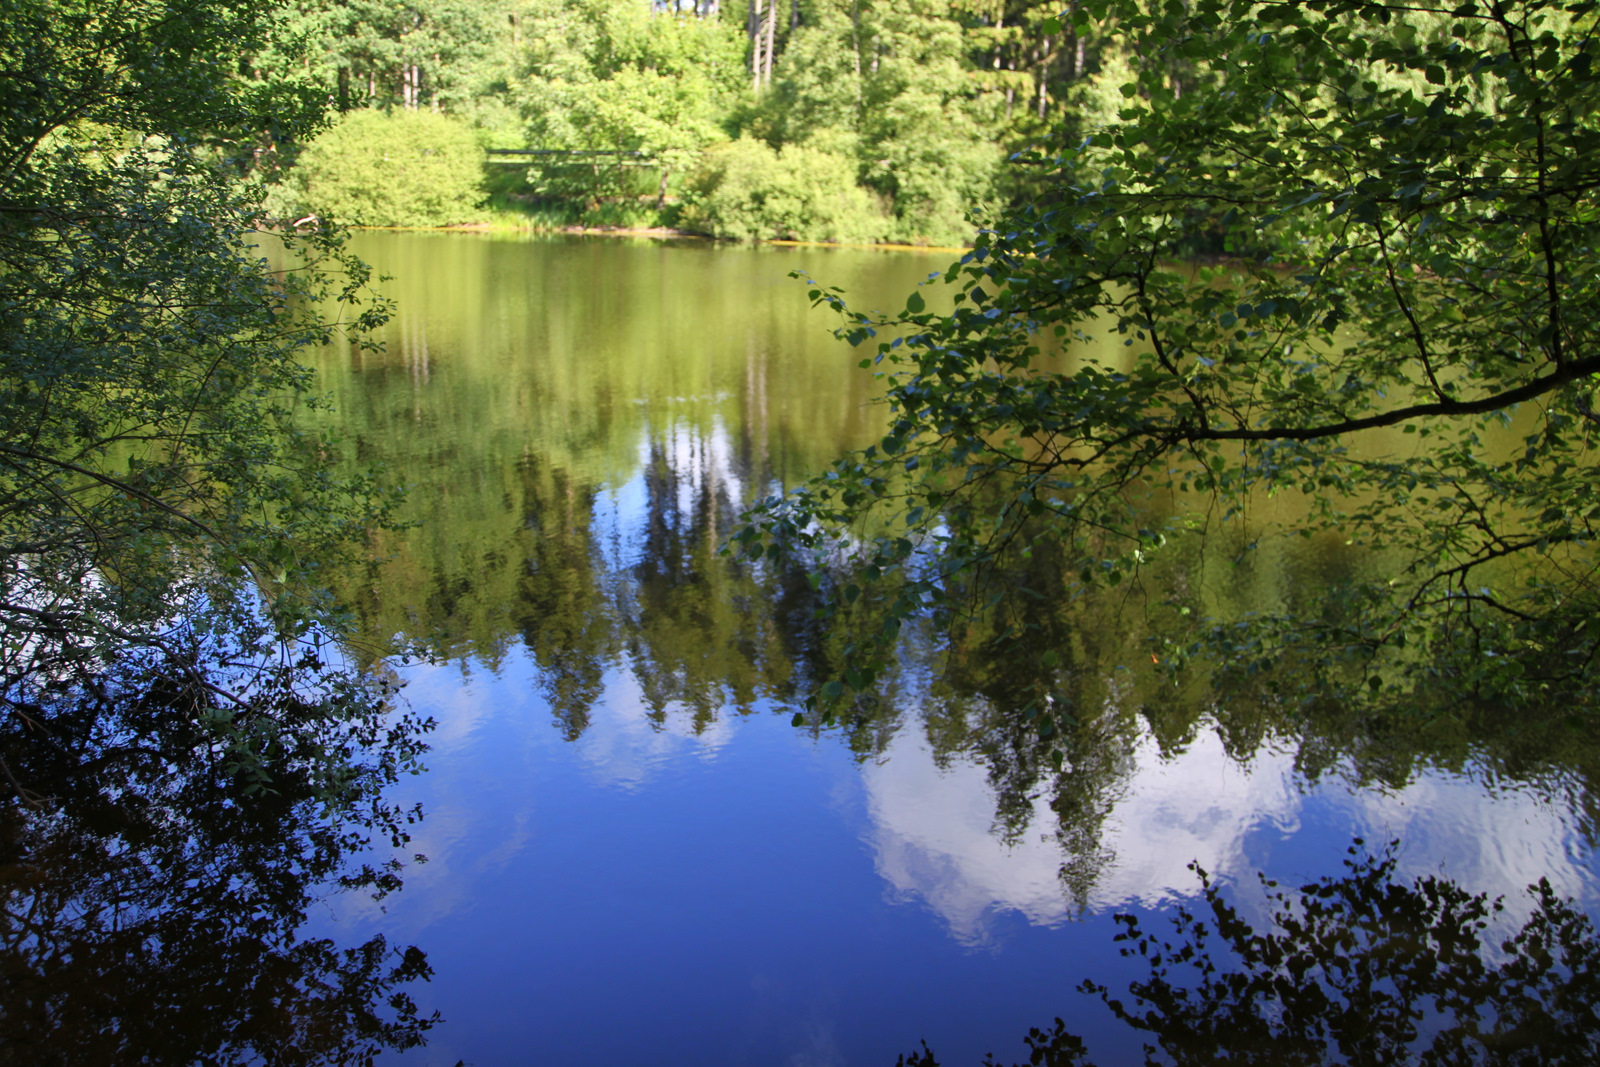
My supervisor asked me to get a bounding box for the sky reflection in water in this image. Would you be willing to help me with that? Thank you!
[308,235,1600,1066]
[325,440,1598,1067]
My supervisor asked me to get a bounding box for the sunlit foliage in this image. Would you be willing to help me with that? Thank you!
[737,0,1600,725]
[288,107,488,226]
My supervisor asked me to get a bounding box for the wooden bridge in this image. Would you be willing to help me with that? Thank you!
[486,149,655,166]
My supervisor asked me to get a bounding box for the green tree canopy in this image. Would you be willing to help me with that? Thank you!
[251,0,504,113]
[290,106,488,226]
[0,0,391,715]
[680,135,887,241]
[512,0,745,205]
[737,0,1600,725]
[747,0,1006,244]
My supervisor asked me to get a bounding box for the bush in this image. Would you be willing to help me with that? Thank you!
[679,137,885,244]
[290,108,487,227]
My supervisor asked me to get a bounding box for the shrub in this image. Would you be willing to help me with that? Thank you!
[291,108,487,228]
[679,137,885,244]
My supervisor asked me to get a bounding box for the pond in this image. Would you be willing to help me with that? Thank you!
[301,232,1600,1066]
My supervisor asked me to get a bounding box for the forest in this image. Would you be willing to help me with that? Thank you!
[259,0,1126,245]
[6,0,1600,1059]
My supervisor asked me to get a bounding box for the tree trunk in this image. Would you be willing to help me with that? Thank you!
[749,0,760,87]
[763,0,776,85]
[850,0,862,79]
[1036,37,1052,121]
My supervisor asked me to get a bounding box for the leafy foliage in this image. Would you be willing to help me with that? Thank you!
[900,844,1600,1066]
[250,0,504,115]
[1,0,436,1055]
[747,0,1006,244]
[512,0,745,210]
[290,107,487,226]
[0,642,437,1066]
[261,0,1108,240]
[680,135,887,241]
[736,0,1600,722]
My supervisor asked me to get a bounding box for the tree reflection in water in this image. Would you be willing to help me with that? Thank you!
[0,627,439,1066]
[306,235,1600,1060]
[331,420,1600,1060]
[338,419,1600,902]
[899,842,1600,1066]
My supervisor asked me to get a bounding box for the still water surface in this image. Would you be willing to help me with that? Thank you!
[307,233,1600,1066]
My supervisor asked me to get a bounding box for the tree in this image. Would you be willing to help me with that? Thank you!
[0,0,397,775]
[512,0,744,212]
[290,106,488,226]
[680,135,886,241]
[734,0,1600,724]
[251,0,504,114]
[750,0,1007,244]
[0,659,437,1065]
[898,843,1600,1066]
[0,0,433,1055]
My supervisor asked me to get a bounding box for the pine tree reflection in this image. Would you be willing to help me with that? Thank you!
[630,429,806,727]
[510,453,613,742]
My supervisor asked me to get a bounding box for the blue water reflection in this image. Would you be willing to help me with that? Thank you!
[315,430,1600,1067]
[303,234,1600,1065]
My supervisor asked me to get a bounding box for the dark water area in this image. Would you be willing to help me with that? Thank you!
[22,231,1590,1066]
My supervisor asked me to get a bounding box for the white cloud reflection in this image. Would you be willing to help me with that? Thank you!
[574,658,737,791]
[863,719,1599,946]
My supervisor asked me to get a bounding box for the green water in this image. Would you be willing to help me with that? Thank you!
[306,234,927,660]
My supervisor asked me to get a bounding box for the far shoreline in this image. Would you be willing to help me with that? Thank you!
[337,221,972,255]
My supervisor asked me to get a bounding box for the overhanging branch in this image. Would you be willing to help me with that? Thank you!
[1167,354,1600,443]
